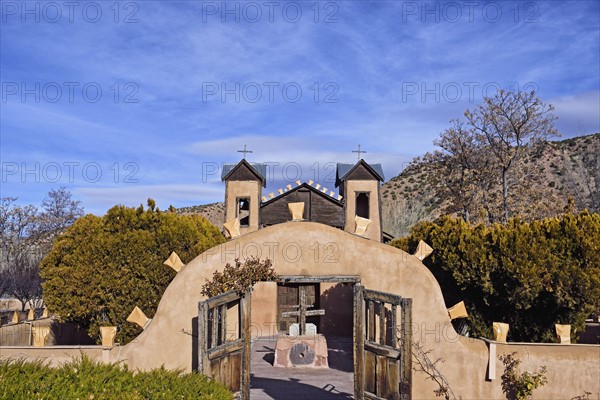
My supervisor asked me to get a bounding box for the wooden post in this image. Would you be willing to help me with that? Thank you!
[391,304,398,347]
[354,284,365,399]
[220,304,227,345]
[379,301,385,345]
[368,299,375,342]
[211,307,219,348]
[240,290,252,400]
[299,286,306,336]
[401,298,412,400]
[198,301,208,374]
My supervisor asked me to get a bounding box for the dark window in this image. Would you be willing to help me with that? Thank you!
[237,197,250,227]
[356,192,370,219]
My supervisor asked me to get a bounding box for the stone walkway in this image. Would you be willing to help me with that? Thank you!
[250,336,354,400]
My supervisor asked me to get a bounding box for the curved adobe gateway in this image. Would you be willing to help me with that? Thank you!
[116,221,599,399]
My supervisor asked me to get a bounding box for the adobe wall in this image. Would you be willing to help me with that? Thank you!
[0,346,110,367]
[250,282,278,338]
[2,222,598,398]
[109,222,599,399]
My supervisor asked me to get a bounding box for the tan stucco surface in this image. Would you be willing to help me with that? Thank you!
[2,222,598,398]
[225,180,261,235]
[0,346,110,367]
[343,180,381,241]
[250,281,278,338]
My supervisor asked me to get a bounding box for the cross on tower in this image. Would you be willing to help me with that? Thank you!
[237,144,253,159]
[352,145,366,161]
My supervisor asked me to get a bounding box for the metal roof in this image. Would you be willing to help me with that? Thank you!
[336,160,384,183]
[221,161,267,181]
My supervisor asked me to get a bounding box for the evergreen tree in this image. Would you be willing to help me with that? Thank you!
[41,200,225,344]
[391,211,600,342]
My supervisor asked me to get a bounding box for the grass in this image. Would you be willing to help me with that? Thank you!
[0,357,232,400]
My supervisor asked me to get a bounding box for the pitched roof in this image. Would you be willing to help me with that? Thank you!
[260,182,343,207]
[335,160,384,187]
[221,159,267,186]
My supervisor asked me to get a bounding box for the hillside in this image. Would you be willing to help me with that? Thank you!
[179,134,599,238]
[177,202,225,228]
[381,133,600,237]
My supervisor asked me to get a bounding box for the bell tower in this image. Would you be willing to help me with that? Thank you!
[221,159,266,236]
[335,159,384,242]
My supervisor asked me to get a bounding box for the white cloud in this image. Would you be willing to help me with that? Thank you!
[551,91,600,136]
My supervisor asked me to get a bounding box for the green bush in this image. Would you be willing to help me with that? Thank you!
[390,211,600,342]
[0,357,232,399]
[201,257,277,297]
[41,201,226,344]
[499,352,547,399]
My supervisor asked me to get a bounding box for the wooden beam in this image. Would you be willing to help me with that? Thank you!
[198,301,208,374]
[278,275,361,284]
[391,304,398,347]
[299,286,306,335]
[204,290,241,308]
[211,308,219,348]
[220,304,227,345]
[364,341,401,359]
[207,339,244,360]
[364,392,388,400]
[281,309,325,318]
[368,300,376,342]
[364,289,403,305]
[379,302,385,345]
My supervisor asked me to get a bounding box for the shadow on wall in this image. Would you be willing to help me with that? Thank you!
[192,316,198,371]
[51,322,95,345]
[320,283,354,337]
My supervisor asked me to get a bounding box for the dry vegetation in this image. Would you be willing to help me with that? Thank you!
[177,201,225,228]
[382,133,600,237]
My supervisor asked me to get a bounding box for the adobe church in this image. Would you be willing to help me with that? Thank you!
[221,157,393,243]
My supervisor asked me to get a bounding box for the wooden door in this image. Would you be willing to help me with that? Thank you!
[354,285,412,400]
[277,283,319,333]
[198,290,251,399]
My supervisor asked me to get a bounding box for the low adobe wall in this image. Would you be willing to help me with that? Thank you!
[111,222,599,399]
[0,346,111,367]
[1,222,598,398]
[0,318,94,347]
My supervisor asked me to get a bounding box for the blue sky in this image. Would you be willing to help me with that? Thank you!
[1,0,599,215]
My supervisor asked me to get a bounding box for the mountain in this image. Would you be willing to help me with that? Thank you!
[381,133,600,237]
[177,202,225,228]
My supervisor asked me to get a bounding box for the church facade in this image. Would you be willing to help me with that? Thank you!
[221,158,391,242]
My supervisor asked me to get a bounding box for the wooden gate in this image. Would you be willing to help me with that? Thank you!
[354,285,412,400]
[198,289,251,399]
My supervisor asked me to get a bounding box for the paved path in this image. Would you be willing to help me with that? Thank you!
[250,336,354,400]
